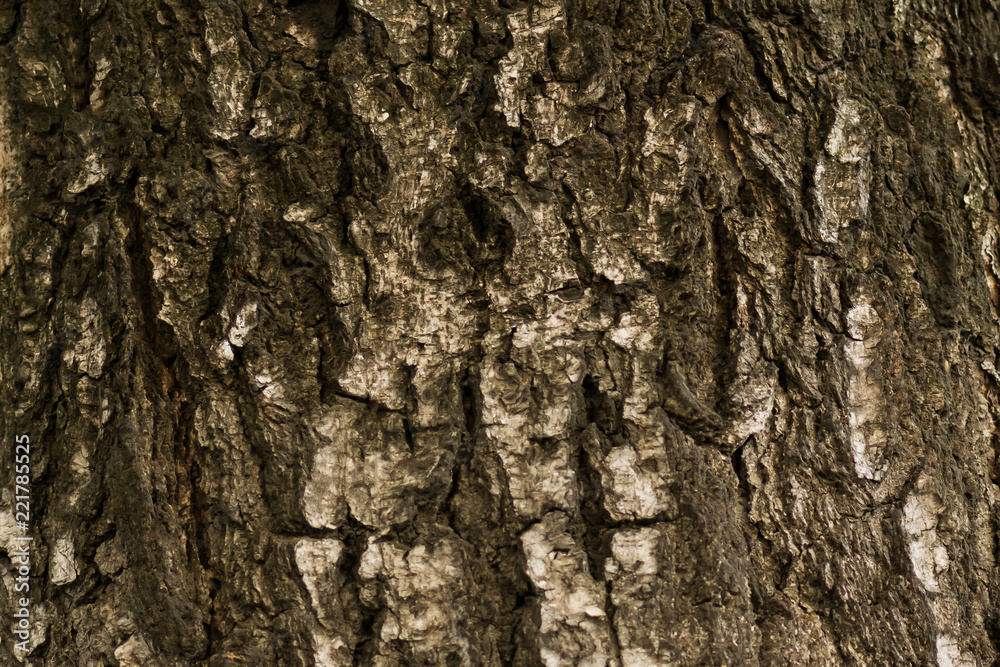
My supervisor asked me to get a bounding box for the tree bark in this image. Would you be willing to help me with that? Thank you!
[3,0,1000,664]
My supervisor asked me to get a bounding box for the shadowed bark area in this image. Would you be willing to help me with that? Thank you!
[2,0,1000,665]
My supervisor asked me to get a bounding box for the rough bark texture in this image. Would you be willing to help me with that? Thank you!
[2,0,1000,665]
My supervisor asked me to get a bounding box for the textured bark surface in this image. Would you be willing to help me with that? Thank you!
[2,0,1000,665]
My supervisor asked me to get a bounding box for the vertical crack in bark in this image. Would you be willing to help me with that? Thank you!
[65,5,92,113]
[123,187,211,658]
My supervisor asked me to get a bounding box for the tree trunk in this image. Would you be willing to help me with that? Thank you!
[2,0,1000,664]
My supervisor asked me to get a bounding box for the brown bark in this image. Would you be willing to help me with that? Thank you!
[2,0,1000,665]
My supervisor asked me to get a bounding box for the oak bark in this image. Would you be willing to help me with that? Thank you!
[2,0,1000,665]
